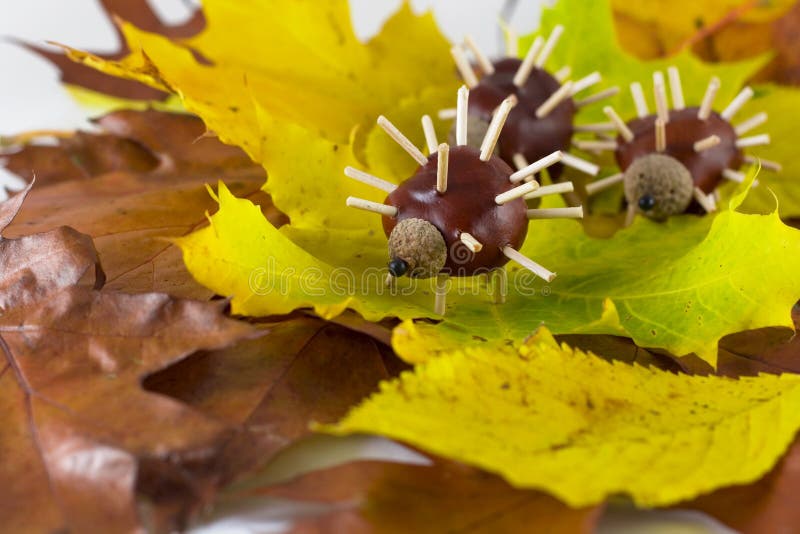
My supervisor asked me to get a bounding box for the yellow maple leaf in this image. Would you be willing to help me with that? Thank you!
[63,0,800,368]
[60,0,459,231]
[611,0,795,59]
[322,326,800,507]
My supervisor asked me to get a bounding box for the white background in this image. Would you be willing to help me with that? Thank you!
[0,0,542,135]
[0,2,733,532]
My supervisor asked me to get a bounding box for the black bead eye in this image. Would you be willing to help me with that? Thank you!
[388,258,409,277]
[638,194,656,211]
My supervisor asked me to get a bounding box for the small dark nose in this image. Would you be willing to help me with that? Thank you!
[638,194,656,211]
[388,258,409,277]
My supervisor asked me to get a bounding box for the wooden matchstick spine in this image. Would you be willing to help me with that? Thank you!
[456,86,469,146]
[513,36,545,87]
[437,143,449,194]
[534,24,564,68]
[585,173,624,195]
[693,187,717,213]
[574,122,616,133]
[421,115,438,154]
[734,112,768,136]
[377,116,427,165]
[743,155,782,172]
[603,106,634,142]
[573,139,618,152]
[655,118,666,152]
[459,232,483,252]
[698,77,720,120]
[451,45,479,88]
[562,152,599,176]
[536,81,574,118]
[527,206,584,219]
[722,169,745,183]
[667,66,685,110]
[571,72,601,95]
[509,151,563,183]
[653,71,669,123]
[721,87,754,121]
[495,181,539,204]
[574,87,619,108]
[464,35,495,75]
[736,134,770,148]
[346,196,398,217]
[630,82,649,118]
[502,246,556,282]
[693,135,720,152]
[554,65,572,83]
[344,166,398,193]
[524,181,575,199]
[480,96,516,161]
[512,153,529,171]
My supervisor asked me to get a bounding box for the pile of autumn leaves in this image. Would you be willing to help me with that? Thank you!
[5,0,800,532]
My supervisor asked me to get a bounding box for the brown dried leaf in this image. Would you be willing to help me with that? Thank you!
[144,318,399,484]
[0,193,257,533]
[612,0,800,85]
[2,110,282,298]
[4,110,255,185]
[3,132,159,184]
[683,439,800,533]
[0,180,33,231]
[238,459,601,534]
[698,1,800,85]
[17,0,205,100]
[560,306,800,378]
[676,307,800,376]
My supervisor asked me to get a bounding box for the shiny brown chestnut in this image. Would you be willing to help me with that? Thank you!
[615,108,743,195]
[446,26,610,184]
[383,145,527,276]
[585,70,777,221]
[345,87,586,314]
[466,58,574,177]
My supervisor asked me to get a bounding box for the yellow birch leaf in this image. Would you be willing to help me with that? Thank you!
[322,326,800,507]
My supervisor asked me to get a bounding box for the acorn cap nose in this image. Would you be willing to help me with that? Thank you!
[388,257,409,277]
[638,194,656,211]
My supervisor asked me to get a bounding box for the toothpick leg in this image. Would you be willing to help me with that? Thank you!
[490,267,507,304]
[434,274,449,315]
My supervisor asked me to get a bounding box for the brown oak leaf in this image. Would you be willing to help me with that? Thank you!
[227,459,602,534]
[0,187,257,532]
[560,305,800,378]
[144,317,405,486]
[683,439,800,533]
[2,110,284,298]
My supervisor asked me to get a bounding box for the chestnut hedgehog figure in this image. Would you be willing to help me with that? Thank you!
[584,67,778,221]
[441,26,619,184]
[344,86,584,315]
